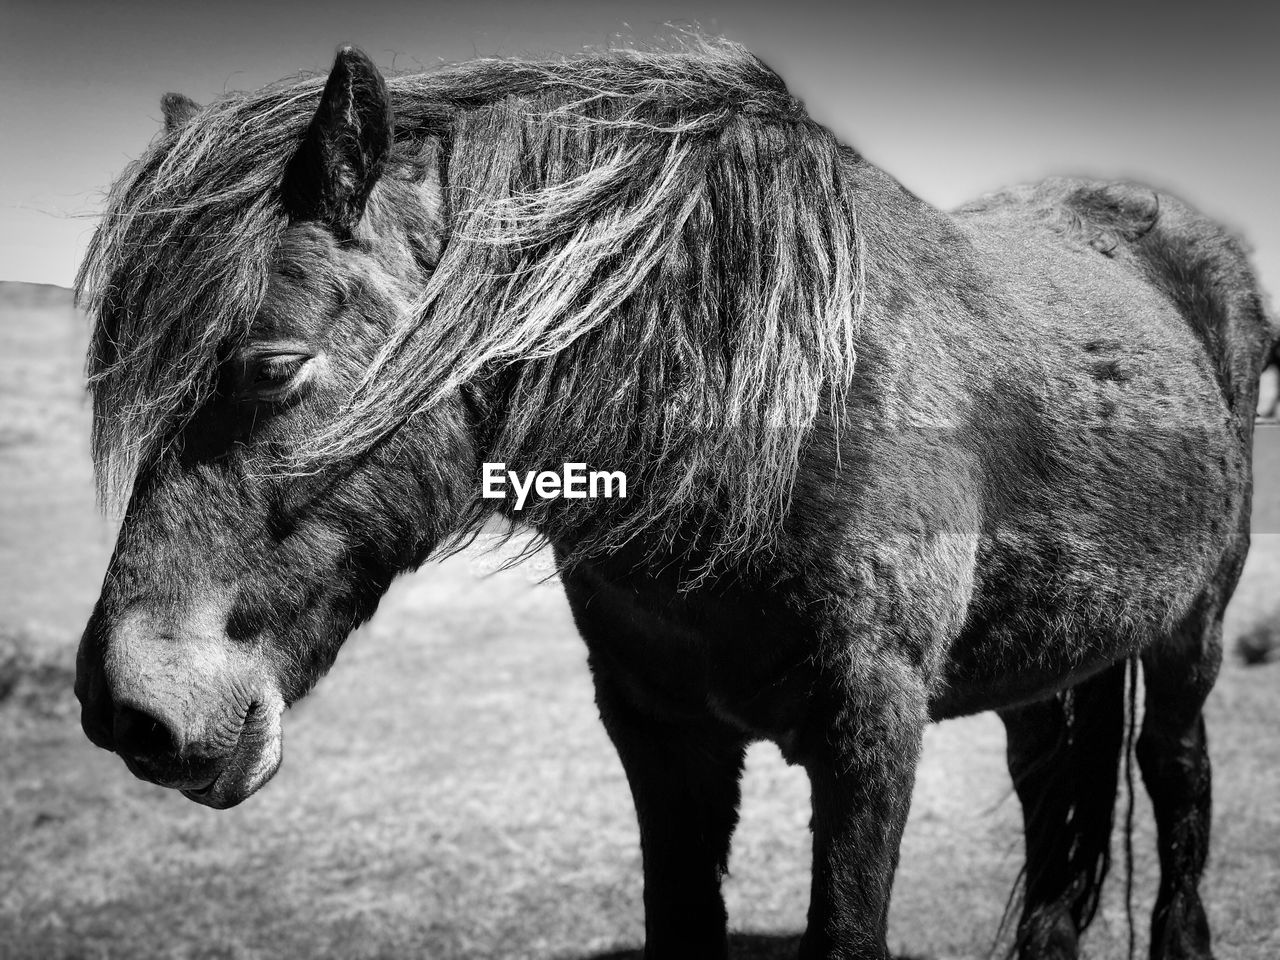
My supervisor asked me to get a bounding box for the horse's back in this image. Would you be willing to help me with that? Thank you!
[956,177,1273,419]
[933,178,1273,716]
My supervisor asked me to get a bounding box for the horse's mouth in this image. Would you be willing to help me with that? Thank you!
[123,753,221,793]
[180,778,220,800]
[179,696,286,809]
[116,692,286,810]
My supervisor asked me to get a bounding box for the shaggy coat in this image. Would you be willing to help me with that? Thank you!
[74,42,1274,960]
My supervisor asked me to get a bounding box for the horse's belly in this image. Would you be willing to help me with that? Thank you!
[932,416,1249,719]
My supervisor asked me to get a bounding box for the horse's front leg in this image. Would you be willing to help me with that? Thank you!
[795,652,928,960]
[590,662,748,960]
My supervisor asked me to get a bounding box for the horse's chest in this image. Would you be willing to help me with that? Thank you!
[561,564,836,742]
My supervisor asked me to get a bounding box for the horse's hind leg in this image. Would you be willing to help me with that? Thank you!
[1138,600,1224,960]
[998,661,1127,959]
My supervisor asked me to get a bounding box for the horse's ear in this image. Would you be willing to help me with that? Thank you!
[161,92,200,133]
[281,45,393,238]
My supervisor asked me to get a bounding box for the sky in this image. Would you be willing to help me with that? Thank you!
[2,0,1278,296]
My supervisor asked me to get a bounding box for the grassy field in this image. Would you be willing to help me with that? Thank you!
[1,281,1277,960]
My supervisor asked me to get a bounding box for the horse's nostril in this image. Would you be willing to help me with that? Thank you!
[112,703,179,760]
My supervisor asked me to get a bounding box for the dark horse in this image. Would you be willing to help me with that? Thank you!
[74,43,1274,960]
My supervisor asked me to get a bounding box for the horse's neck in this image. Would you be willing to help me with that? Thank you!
[848,155,990,334]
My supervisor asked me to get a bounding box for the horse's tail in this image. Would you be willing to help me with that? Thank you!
[1120,654,1140,960]
[995,655,1140,959]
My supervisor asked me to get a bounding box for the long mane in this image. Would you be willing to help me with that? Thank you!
[78,40,863,570]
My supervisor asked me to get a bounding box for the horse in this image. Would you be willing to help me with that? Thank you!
[72,41,1275,960]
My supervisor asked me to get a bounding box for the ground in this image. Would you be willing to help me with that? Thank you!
[1,282,1277,960]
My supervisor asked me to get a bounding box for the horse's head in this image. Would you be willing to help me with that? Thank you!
[75,48,463,807]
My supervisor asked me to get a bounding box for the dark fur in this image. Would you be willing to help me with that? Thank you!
[75,41,1275,960]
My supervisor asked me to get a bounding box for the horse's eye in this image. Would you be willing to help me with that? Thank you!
[237,353,315,402]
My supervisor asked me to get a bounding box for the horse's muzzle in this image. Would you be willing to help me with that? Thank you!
[75,606,286,808]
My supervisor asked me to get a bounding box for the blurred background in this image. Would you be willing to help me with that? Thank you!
[1,1,1278,958]
[4,0,1280,293]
